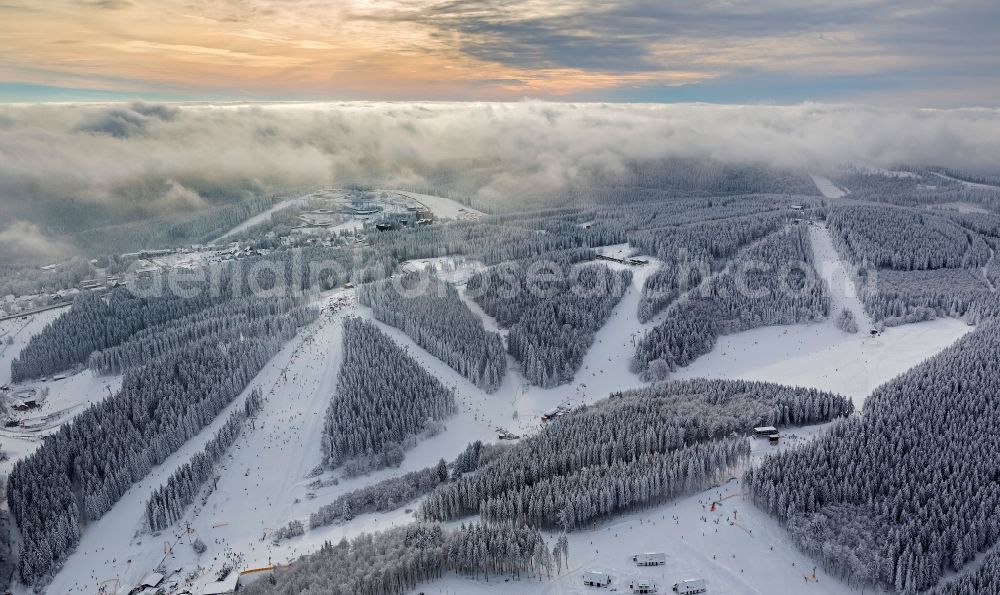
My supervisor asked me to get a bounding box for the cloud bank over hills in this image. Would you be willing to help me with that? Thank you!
[1,101,999,261]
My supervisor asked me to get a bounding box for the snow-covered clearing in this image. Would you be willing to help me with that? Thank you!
[929,171,1000,191]
[408,425,853,595]
[1,369,120,429]
[213,195,310,243]
[389,190,484,219]
[0,309,62,387]
[0,310,119,474]
[810,174,847,198]
[674,223,970,405]
[927,201,991,214]
[400,256,486,285]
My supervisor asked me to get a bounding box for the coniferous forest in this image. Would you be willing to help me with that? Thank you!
[321,317,456,470]
[420,379,852,528]
[746,322,1000,592]
[633,226,830,376]
[468,253,632,387]
[9,160,1000,594]
[358,271,506,391]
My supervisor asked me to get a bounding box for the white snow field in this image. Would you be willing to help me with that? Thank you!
[810,174,847,198]
[0,310,122,475]
[927,201,991,214]
[0,308,62,387]
[929,171,1000,191]
[213,195,311,242]
[675,223,971,405]
[0,369,121,449]
[405,426,852,595]
[389,190,484,219]
[25,230,969,594]
[400,255,486,285]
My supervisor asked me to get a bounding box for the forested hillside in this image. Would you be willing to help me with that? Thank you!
[11,290,221,381]
[818,200,1000,327]
[6,292,315,584]
[630,211,791,321]
[243,523,551,595]
[321,318,455,472]
[300,440,510,535]
[633,226,829,376]
[359,271,506,391]
[421,379,852,528]
[747,322,1000,592]
[144,388,263,532]
[469,253,631,387]
[828,205,986,271]
[9,337,290,583]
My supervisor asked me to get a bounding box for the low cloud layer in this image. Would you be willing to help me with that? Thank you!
[1,101,999,261]
[0,221,74,264]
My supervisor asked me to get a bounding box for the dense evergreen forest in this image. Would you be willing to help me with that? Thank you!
[6,290,314,584]
[633,226,829,376]
[244,523,553,595]
[468,253,631,387]
[420,379,852,528]
[747,322,1000,592]
[359,271,506,391]
[828,205,987,271]
[11,290,222,381]
[321,318,455,472]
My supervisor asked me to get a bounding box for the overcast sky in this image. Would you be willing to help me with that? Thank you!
[1,0,998,105]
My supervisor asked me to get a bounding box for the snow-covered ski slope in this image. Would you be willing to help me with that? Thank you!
[675,223,970,404]
[405,426,852,595]
[810,173,847,198]
[213,195,310,243]
[390,190,484,218]
[23,232,969,594]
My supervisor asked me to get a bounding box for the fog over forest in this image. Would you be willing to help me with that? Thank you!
[2,101,1000,262]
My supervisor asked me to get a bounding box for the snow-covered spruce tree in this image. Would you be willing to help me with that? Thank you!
[358,271,505,392]
[633,226,829,376]
[746,321,1000,592]
[321,317,455,470]
[420,378,851,527]
[834,308,858,333]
